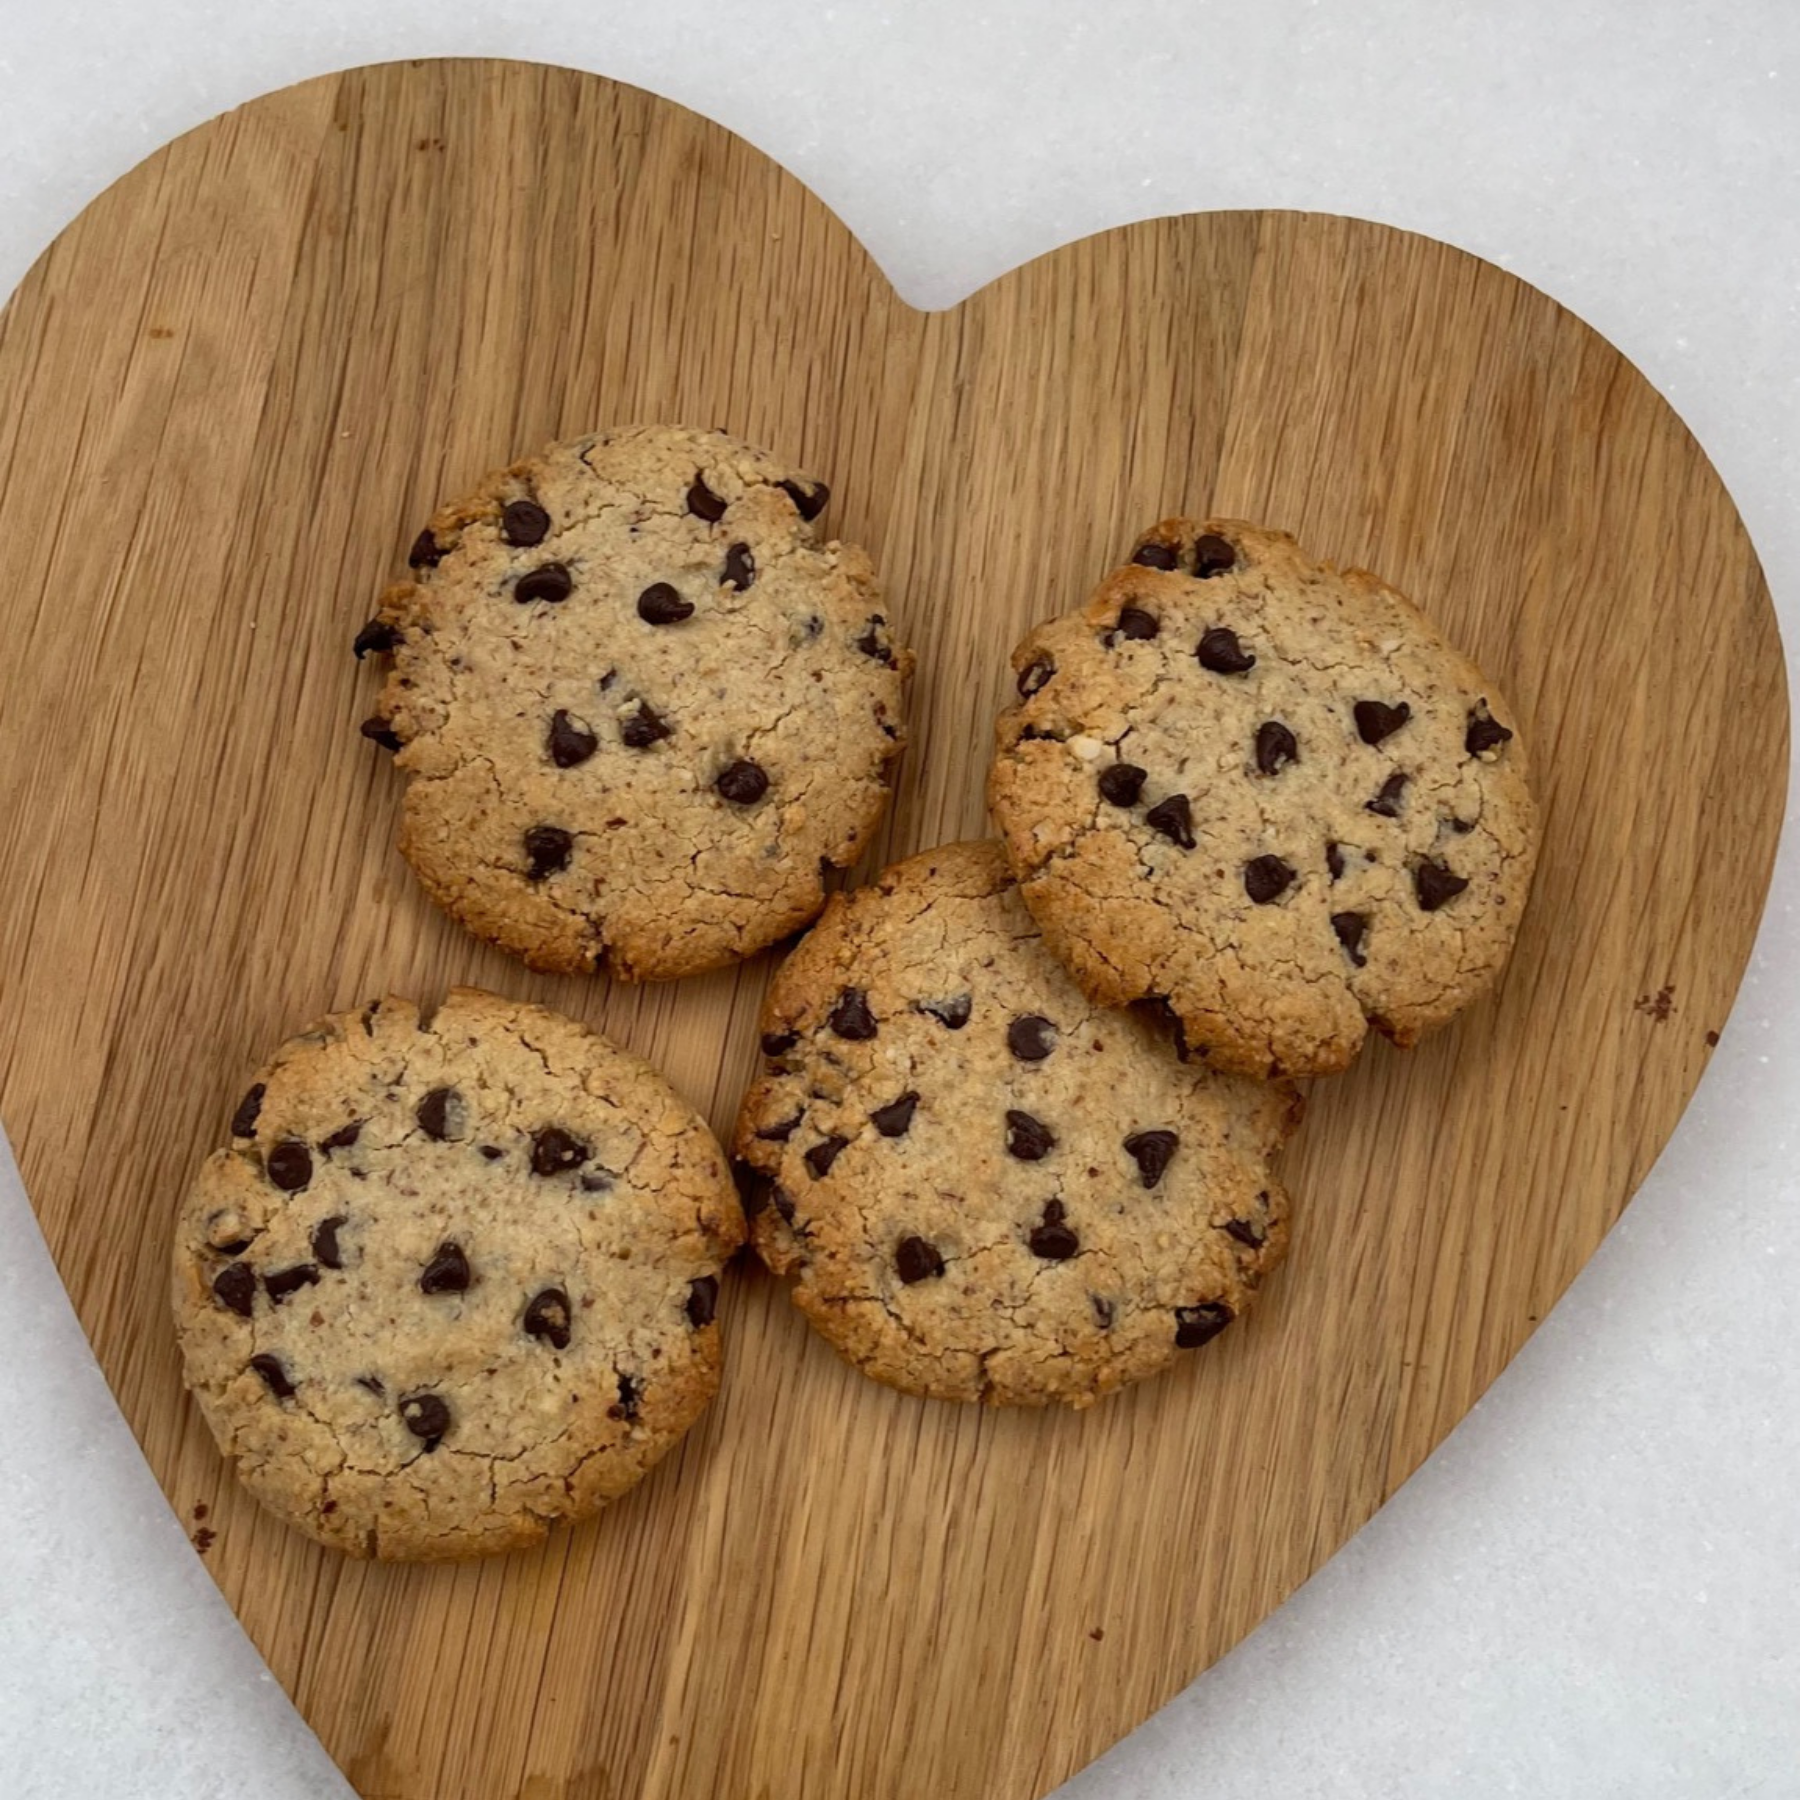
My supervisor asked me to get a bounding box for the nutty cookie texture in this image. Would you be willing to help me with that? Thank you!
[172,989,743,1560]
[734,841,1299,1408]
[988,520,1539,1079]
[355,426,912,981]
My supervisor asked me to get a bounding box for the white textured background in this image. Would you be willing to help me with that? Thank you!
[2,3,1797,1796]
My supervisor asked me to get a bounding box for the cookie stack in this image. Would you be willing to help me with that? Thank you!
[172,426,1538,1559]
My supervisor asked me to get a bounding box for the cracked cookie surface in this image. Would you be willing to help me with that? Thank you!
[356,425,912,980]
[734,841,1299,1408]
[172,989,744,1560]
[988,520,1539,1078]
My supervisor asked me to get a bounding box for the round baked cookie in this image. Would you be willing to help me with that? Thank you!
[354,425,912,980]
[733,840,1299,1408]
[172,988,744,1560]
[987,519,1539,1079]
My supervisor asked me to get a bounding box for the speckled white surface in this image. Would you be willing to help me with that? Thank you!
[2,4,1797,1796]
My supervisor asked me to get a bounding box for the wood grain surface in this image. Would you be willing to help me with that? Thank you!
[0,58,1784,1800]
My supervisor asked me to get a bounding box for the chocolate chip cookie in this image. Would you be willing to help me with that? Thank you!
[172,989,743,1560]
[355,425,911,980]
[988,520,1539,1078]
[734,840,1298,1408]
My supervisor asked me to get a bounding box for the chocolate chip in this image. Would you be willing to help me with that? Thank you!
[230,1084,266,1138]
[1174,1301,1235,1348]
[1017,655,1055,698]
[1449,816,1475,834]
[637,581,694,624]
[1109,606,1158,644]
[722,542,755,590]
[1098,763,1147,806]
[716,759,769,804]
[408,529,443,569]
[1366,772,1408,818]
[515,562,573,604]
[732,1160,779,1219]
[266,1140,312,1192]
[829,987,878,1040]
[250,1353,295,1398]
[778,477,829,521]
[579,1169,614,1194]
[870,1092,919,1137]
[1466,708,1514,756]
[916,995,973,1030]
[212,1263,256,1317]
[1223,1217,1266,1249]
[610,1371,644,1420]
[771,1187,797,1225]
[545,708,599,768]
[523,1287,572,1349]
[1130,540,1178,570]
[1243,855,1295,904]
[1354,700,1411,745]
[416,1086,460,1141]
[320,1121,361,1153]
[302,1216,345,1270]
[760,1029,799,1056]
[756,1111,805,1143]
[353,617,397,659]
[524,824,573,879]
[399,1392,450,1443]
[478,1144,505,1162]
[501,498,550,546]
[804,1135,849,1178]
[1193,533,1237,577]
[1091,1294,1116,1329]
[1414,859,1469,912]
[1326,840,1345,881]
[1198,627,1255,674]
[1029,1201,1080,1261]
[855,616,897,665]
[530,1126,590,1177]
[264,1263,320,1305]
[1145,793,1196,849]
[1331,911,1369,967]
[419,1241,471,1295]
[1007,1014,1056,1061]
[895,1236,944,1283]
[686,474,727,522]
[1124,1128,1179,1188]
[356,1375,386,1399]
[621,701,673,748]
[1255,720,1298,776]
[1005,1111,1056,1161]
[686,1275,719,1328]
[360,716,402,753]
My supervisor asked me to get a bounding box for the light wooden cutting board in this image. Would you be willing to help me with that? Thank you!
[0,57,1784,1800]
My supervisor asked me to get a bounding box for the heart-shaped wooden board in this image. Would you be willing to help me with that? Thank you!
[0,57,1783,1800]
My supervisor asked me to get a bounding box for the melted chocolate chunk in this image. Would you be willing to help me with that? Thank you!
[212,1262,256,1317]
[895,1236,945,1284]
[828,988,878,1040]
[1243,855,1295,904]
[501,498,550,546]
[419,1241,471,1295]
[1123,1128,1179,1189]
[1098,762,1147,806]
[870,1092,919,1137]
[1197,627,1254,674]
[230,1083,265,1139]
[250,1353,294,1398]
[530,1126,590,1177]
[523,1287,572,1350]
[1174,1301,1235,1348]
[686,1275,719,1328]
[1354,699,1411,745]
